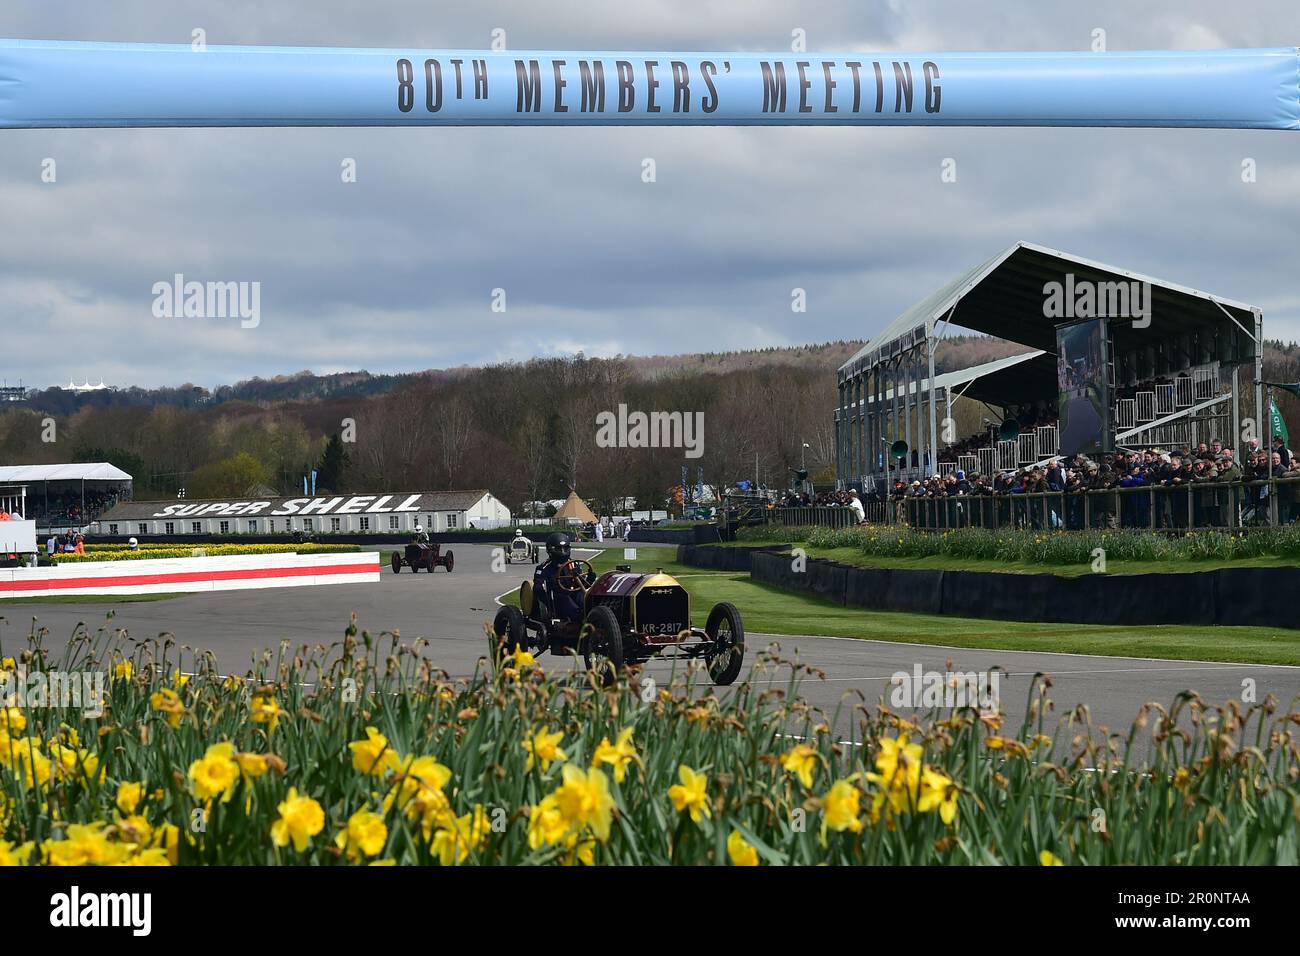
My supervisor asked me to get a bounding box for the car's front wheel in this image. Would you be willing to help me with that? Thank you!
[704,602,745,686]
[582,605,625,687]
[493,604,528,660]
[390,552,401,574]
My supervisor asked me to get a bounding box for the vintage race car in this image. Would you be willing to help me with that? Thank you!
[492,562,744,686]
[391,542,455,573]
[504,534,539,564]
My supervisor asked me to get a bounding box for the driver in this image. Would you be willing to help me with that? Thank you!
[413,523,429,544]
[533,532,595,622]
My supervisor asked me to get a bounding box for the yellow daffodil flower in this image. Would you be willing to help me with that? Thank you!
[348,727,399,776]
[149,687,185,728]
[820,779,864,839]
[667,764,710,824]
[591,727,637,783]
[553,764,616,842]
[335,808,388,860]
[270,787,325,852]
[522,726,566,773]
[116,781,144,815]
[781,743,819,789]
[187,741,240,802]
[727,830,759,866]
[1039,850,1064,866]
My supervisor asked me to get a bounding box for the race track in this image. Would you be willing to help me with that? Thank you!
[4,544,1296,742]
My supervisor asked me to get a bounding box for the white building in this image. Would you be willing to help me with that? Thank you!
[93,489,510,537]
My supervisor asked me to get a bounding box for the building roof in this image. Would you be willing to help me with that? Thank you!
[840,241,1259,377]
[96,489,491,522]
[0,462,133,484]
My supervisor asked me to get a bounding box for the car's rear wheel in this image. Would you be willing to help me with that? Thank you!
[493,604,528,659]
[390,552,401,574]
[704,602,745,686]
[443,550,455,572]
[582,605,624,687]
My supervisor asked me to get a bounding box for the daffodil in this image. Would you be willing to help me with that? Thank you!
[348,727,399,776]
[1039,850,1064,866]
[591,727,637,783]
[1,707,26,733]
[0,839,33,866]
[917,768,958,825]
[116,781,144,815]
[528,794,568,849]
[335,808,388,861]
[431,805,490,866]
[250,690,282,733]
[727,830,759,866]
[781,743,819,789]
[270,788,325,852]
[553,764,616,842]
[667,764,710,824]
[820,779,864,839]
[511,648,536,669]
[522,726,566,773]
[150,687,185,728]
[187,741,240,802]
[112,661,133,681]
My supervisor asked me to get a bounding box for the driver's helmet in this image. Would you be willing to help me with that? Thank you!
[515,528,523,536]
[415,524,424,534]
[545,532,571,561]
[127,537,139,550]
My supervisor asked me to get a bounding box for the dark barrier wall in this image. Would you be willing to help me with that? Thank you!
[629,525,722,545]
[676,544,786,572]
[743,551,1300,630]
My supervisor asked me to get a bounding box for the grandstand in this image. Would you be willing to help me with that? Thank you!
[835,241,1259,492]
[0,463,134,531]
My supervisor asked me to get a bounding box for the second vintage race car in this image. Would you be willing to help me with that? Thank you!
[391,541,455,573]
[493,559,744,686]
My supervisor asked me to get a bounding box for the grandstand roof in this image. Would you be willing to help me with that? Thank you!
[840,241,1259,377]
[863,350,1056,410]
[0,462,133,484]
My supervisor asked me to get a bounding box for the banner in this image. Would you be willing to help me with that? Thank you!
[1270,396,1289,447]
[1056,319,1109,457]
[1,39,1297,129]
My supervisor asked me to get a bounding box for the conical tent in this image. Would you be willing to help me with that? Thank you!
[553,491,596,524]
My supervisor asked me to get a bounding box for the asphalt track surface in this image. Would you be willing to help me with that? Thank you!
[4,544,1297,745]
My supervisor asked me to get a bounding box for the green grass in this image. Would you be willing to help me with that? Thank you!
[519,547,1300,665]
[798,545,1300,577]
[0,592,185,606]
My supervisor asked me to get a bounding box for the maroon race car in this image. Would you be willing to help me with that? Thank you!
[391,541,454,573]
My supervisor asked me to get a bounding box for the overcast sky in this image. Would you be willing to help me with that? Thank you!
[2,1,1298,389]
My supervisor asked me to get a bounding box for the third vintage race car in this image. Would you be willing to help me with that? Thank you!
[492,562,744,686]
[504,532,539,564]
[391,541,455,573]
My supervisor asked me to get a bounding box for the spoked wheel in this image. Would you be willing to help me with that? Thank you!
[582,605,624,687]
[390,552,402,574]
[443,550,455,572]
[704,602,745,686]
[493,605,528,661]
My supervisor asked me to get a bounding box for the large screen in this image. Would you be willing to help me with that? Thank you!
[1056,318,1109,457]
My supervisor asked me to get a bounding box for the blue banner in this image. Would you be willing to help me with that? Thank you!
[1,39,1297,129]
